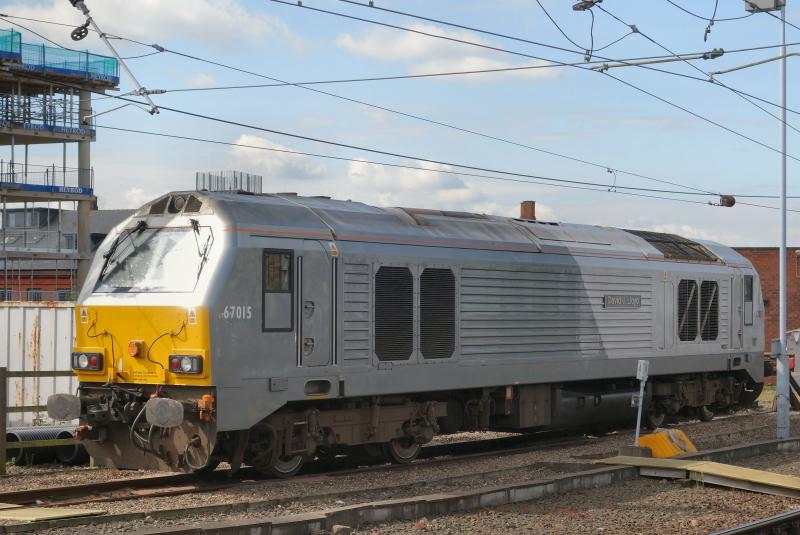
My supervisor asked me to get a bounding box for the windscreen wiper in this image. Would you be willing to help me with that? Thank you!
[190,219,214,283]
[98,220,148,280]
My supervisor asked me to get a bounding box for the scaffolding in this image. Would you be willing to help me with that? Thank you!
[0,27,117,302]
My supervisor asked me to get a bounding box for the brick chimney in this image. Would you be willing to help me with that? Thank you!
[520,200,536,220]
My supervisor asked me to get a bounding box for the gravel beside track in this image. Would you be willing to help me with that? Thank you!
[10,408,794,534]
[0,466,172,493]
[358,449,800,535]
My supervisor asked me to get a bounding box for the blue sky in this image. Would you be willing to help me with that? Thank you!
[2,0,799,246]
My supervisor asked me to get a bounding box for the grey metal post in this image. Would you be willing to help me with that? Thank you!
[777,4,790,439]
[76,88,91,287]
[0,366,7,475]
[634,379,645,446]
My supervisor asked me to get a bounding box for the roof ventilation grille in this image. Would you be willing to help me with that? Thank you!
[196,170,262,194]
[624,229,717,262]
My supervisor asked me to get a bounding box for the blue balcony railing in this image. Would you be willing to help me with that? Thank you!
[0,29,118,84]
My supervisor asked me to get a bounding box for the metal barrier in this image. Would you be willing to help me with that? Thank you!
[0,161,93,193]
[0,29,20,60]
[0,367,77,475]
[0,28,118,82]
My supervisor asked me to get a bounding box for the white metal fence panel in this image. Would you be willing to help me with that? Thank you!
[0,302,76,426]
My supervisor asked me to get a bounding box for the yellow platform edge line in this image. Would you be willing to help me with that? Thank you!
[0,507,105,522]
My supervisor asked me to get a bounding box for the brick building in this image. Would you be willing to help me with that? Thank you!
[734,247,800,353]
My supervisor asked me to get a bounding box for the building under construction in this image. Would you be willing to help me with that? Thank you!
[0,28,119,300]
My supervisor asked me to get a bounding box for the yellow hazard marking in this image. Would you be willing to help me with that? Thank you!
[637,429,697,458]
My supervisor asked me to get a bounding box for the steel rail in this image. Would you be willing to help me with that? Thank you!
[0,431,591,506]
[711,507,800,534]
[31,436,800,535]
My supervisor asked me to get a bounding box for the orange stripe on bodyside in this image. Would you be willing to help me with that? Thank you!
[225,227,731,266]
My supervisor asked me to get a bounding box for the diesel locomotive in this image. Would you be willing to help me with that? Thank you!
[48,191,764,477]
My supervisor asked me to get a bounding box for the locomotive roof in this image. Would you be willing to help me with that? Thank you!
[137,191,749,267]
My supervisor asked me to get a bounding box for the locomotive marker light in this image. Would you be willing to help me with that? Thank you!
[169,355,203,374]
[71,351,103,371]
[633,359,649,447]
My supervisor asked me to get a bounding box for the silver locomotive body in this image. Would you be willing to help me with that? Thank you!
[55,191,764,475]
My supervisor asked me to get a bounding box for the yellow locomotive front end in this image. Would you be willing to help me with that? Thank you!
[73,305,212,387]
[48,196,223,472]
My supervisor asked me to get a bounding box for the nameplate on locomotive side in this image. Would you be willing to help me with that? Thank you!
[603,294,641,309]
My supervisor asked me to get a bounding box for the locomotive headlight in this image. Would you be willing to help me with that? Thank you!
[71,352,103,371]
[169,354,202,374]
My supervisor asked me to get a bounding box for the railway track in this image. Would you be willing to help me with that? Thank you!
[0,430,593,507]
[10,435,796,535]
[712,508,800,535]
[0,409,769,508]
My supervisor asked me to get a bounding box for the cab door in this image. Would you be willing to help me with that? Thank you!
[297,242,333,367]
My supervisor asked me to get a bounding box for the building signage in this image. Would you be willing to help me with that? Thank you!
[603,294,641,309]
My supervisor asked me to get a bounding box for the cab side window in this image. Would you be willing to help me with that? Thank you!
[263,250,293,331]
[744,275,754,326]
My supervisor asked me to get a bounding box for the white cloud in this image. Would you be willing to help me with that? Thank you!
[121,187,153,208]
[345,159,479,207]
[646,223,720,242]
[1,0,302,51]
[229,134,327,183]
[335,24,558,83]
[186,72,215,88]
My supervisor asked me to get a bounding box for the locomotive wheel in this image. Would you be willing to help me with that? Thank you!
[382,438,421,464]
[267,454,305,478]
[698,406,715,422]
[245,424,304,478]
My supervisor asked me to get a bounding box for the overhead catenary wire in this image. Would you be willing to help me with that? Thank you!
[6,11,797,210]
[162,50,737,196]
[2,10,739,196]
[106,49,800,119]
[664,0,755,22]
[742,1,800,33]
[534,0,615,60]
[595,4,800,136]
[330,0,798,114]
[280,0,800,162]
[8,65,797,214]
[534,0,618,61]
[6,10,800,118]
[3,8,798,118]
[4,10,797,66]
[22,22,733,196]
[11,68,788,205]
[94,124,800,212]
[705,0,719,41]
